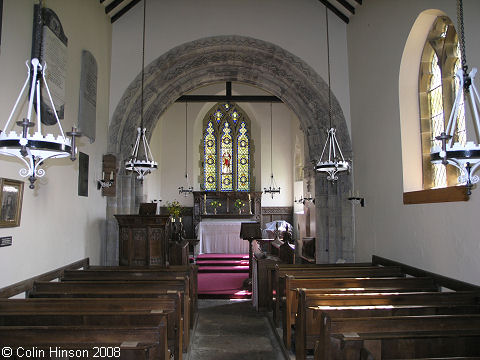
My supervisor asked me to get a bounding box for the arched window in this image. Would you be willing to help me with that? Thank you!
[419,16,465,189]
[202,103,252,191]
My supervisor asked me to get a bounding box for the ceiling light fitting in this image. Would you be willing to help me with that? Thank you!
[264,103,281,198]
[179,102,193,196]
[125,0,157,180]
[315,6,350,182]
[0,2,81,190]
[430,0,480,195]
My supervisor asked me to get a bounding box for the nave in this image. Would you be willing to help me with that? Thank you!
[187,299,285,360]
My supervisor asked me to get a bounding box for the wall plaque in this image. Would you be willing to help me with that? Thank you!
[78,152,89,197]
[32,6,68,125]
[0,236,12,247]
[78,50,97,143]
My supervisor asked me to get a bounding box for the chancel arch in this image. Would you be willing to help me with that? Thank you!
[107,35,353,265]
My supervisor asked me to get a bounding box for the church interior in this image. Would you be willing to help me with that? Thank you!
[1,0,480,359]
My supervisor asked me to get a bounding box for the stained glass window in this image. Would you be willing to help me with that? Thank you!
[202,103,252,191]
[237,122,250,191]
[204,121,217,191]
[220,122,233,191]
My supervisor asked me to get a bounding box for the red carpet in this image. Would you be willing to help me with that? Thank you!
[197,254,251,299]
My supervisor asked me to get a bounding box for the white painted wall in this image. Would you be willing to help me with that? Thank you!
[0,0,111,288]
[143,83,299,207]
[109,0,351,136]
[349,0,480,284]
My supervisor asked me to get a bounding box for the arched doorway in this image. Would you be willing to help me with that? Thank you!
[105,35,353,265]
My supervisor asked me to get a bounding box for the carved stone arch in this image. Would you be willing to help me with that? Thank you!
[105,35,353,265]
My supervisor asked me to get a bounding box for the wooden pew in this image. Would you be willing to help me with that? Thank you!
[316,314,480,360]
[269,263,374,313]
[282,276,440,349]
[28,280,190,352]
[0,297,183,360]
[295,292,480,360]
[0,325,168,359]
[62,267,197,329]
[261,262,373,314]
[328,330,480,360]
[79,264,198,321]
[273,265,405,325]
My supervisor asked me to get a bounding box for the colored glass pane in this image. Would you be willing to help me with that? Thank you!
[213,108,224,123]
[231,109,240,123]
[220,122,233,191]
[204,122,217,191]
[236,122,249,191]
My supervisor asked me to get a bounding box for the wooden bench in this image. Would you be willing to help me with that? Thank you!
[80,264,198,319]
[28,280,190,352]
[316,314,480,360]
[268,263,373,313]
[295,289,480,360]
[282,276,440,349]
[327,330,480,360]
[62,267,197,329]
[0,297,184,359]
[0,325,169,359]
[295,296,480,359]
[273,265,405,325]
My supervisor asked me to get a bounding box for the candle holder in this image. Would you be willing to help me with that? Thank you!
[97,171,114,190]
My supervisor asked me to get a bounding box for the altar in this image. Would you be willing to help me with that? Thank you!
[196,219,254,254]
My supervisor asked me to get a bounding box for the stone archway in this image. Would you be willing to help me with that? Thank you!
[105,35,353,265]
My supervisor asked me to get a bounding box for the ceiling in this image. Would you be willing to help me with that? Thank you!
[99,0,362,24]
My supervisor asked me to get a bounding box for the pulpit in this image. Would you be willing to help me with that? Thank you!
[115,215,170,266]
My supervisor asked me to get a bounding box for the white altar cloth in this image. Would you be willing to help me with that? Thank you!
[196,220,254,254]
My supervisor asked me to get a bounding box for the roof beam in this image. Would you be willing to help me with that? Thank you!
[175,95,282,103]
[335,0,355,14]
[111,0,141,23]
[317,0,349,24]
[105,0,124,14]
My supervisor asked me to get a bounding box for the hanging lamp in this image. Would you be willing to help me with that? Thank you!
[264,103,281,198]
[315,6,349,182]
[178,102,193,196]
[0,1,81,189]
[125,0,157,180]
[430,0,480,195]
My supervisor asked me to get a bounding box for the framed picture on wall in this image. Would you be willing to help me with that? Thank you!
[0,178,24,228]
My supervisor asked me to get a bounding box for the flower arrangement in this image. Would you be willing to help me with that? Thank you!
[166,200,182,218]
[211,200,221,209]
[234,199,245,209]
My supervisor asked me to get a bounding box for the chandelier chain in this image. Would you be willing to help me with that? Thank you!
[140,0,146,129]
[185,102,188,178]
[270,102,273,176]
[326,6,332,129]
[457,0,467,71]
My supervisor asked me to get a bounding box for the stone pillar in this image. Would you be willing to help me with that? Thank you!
[315,172,353,264]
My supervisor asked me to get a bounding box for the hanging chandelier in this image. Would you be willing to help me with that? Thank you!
[264,103,281,198]
[430,0,480,195]
[178,102,193,196]
[0,3,81,190]
[315,6,349,182]
[125,0,157,180]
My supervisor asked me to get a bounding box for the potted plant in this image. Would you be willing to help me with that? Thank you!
[166,200,182,221]
[234,199,245,214]
[211,200,221,214]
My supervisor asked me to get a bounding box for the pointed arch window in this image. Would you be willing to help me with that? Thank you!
[202,103,252,191]
[419,16,466,189]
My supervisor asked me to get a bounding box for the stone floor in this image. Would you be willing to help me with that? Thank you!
[186,299,287,360]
